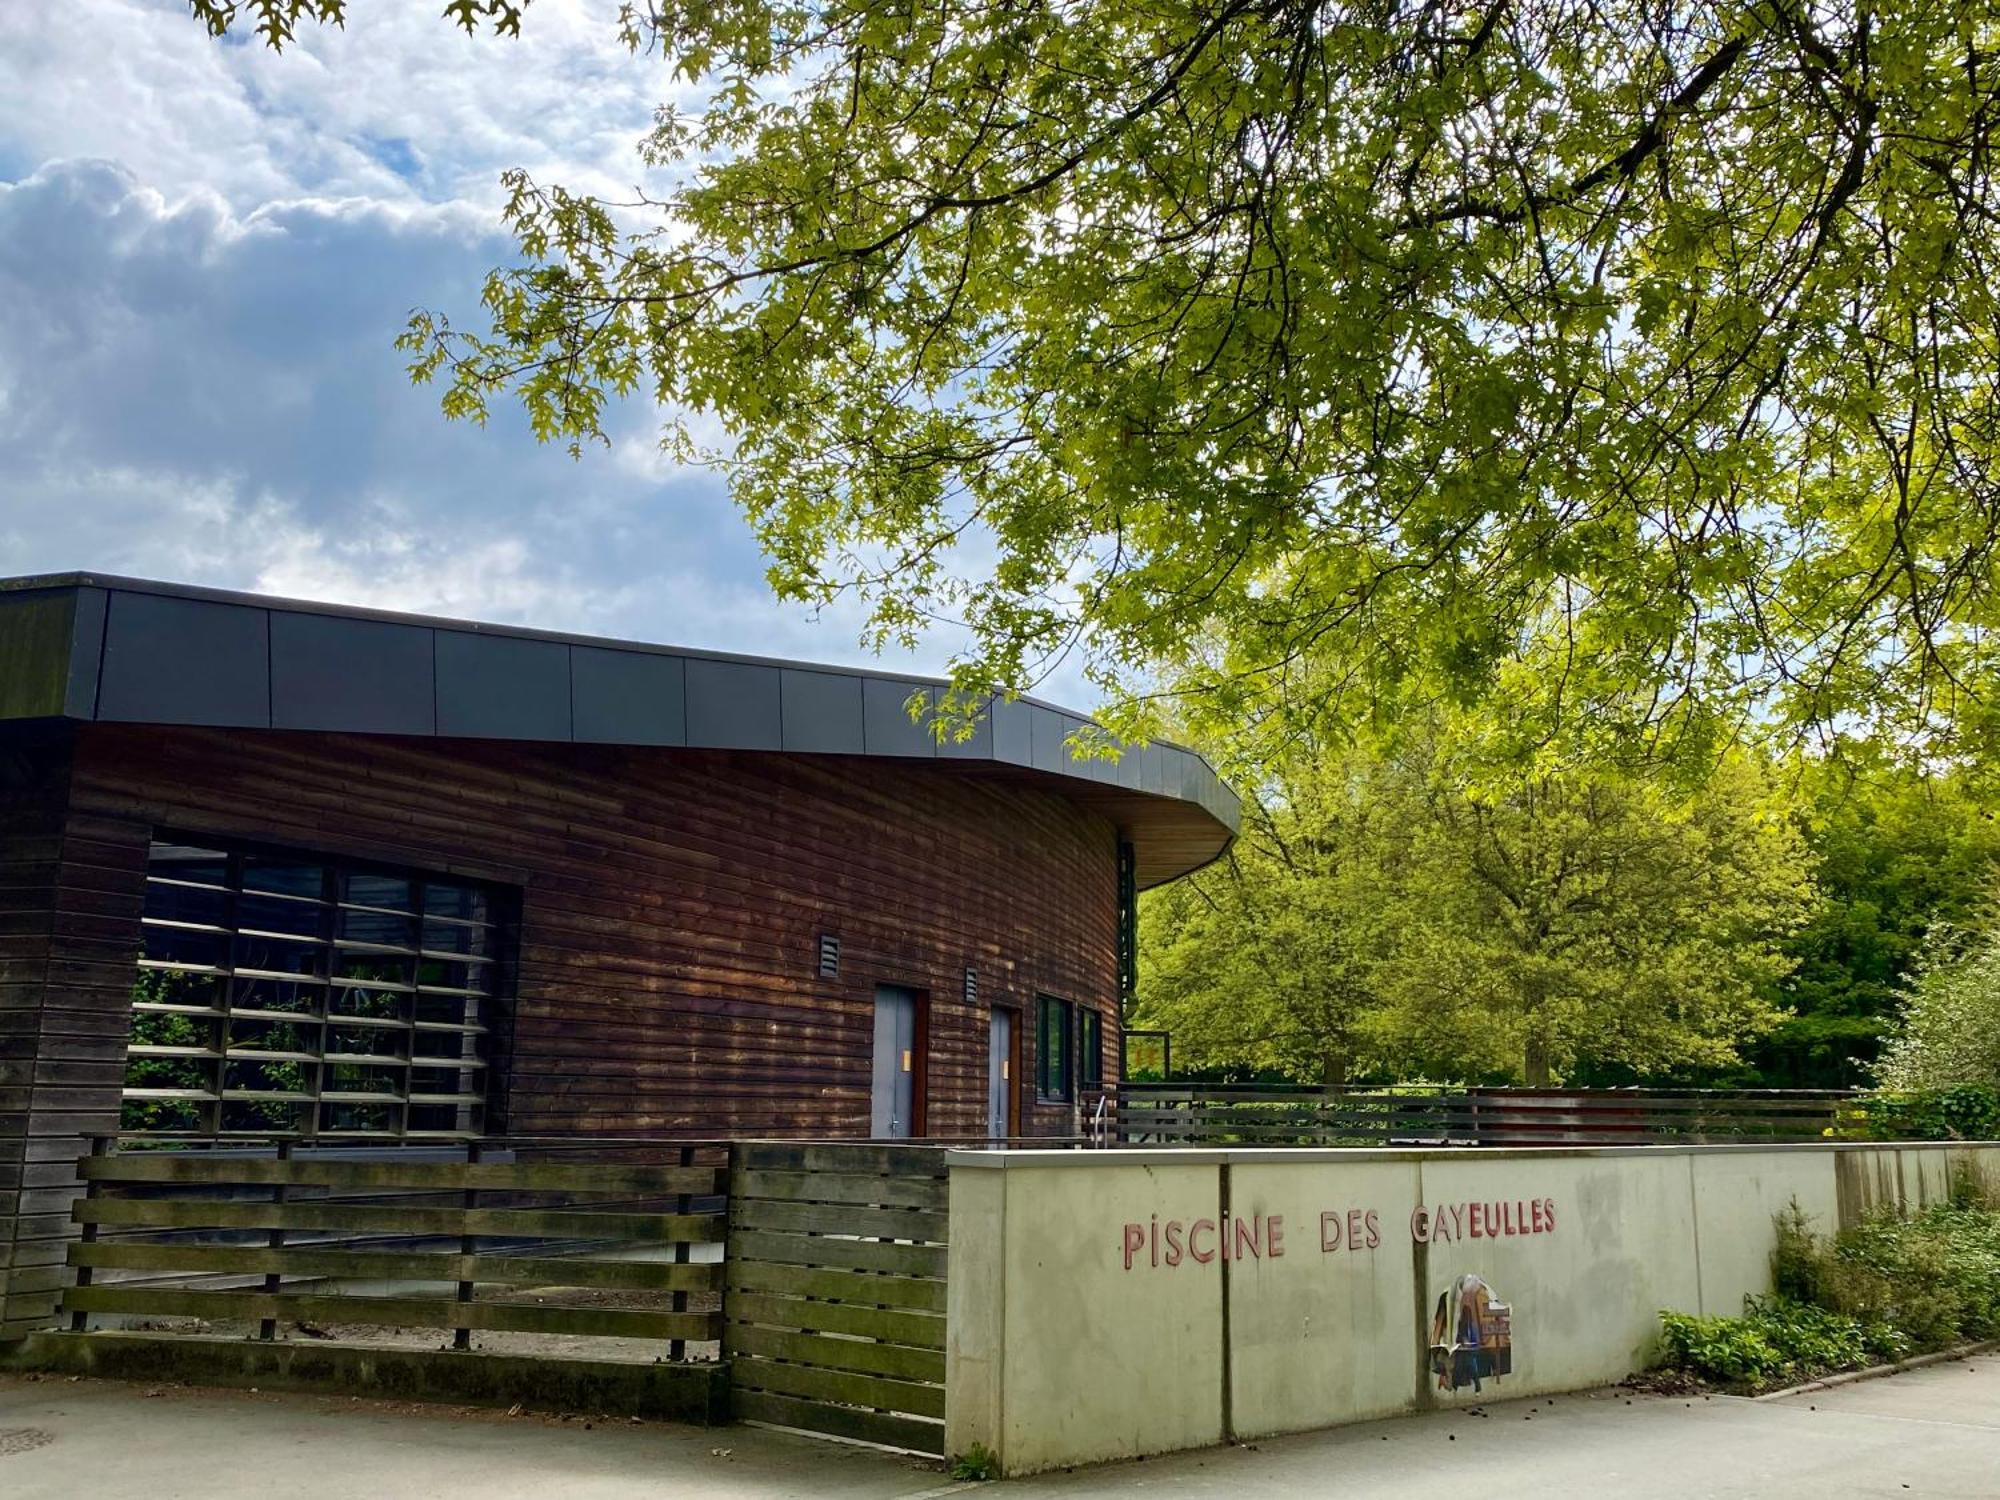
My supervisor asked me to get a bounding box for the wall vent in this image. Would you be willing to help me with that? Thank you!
[964,967,978,1006]
[817,933,840,978]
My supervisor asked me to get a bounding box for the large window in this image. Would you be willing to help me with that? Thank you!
[1036,995,1073,1102]
[123,836,511,1140]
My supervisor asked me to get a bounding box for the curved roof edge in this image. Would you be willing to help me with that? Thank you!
[0,573,1237,886]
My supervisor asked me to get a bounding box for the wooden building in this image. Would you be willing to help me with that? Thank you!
[0,574,1235,1331]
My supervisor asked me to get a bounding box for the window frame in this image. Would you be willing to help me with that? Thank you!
[1078,1006,1104,1090]
[1036,994,1074,1103]
[123,831,516,1142]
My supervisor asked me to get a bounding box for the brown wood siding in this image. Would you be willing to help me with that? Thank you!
[0,728,149,1333]
[63,725,1121,1140]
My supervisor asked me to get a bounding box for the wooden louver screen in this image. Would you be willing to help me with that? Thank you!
[122,836,509,1140]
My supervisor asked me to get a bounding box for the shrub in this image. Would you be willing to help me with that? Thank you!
[1658,1191,2000,1390]
[1854,1085,2000,1142]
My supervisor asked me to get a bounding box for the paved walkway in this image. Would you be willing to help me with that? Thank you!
[3,1354,1997,1498]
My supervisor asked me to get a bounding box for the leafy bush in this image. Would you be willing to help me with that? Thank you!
[1852,1085,2000,1142]
[1658,1192,2000,1390]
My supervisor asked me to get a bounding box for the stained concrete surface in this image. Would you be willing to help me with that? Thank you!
[3,1355,1997,1499]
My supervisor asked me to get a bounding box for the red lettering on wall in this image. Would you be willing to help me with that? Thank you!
[1189,1219,1216,1263]
[1544,1198,1557,1231]
[1266,1215,1285,1258]
[1324,1211,1344,1251]
[1165,1220,1184,1266]
[1469,1202,1483,1238]
[1234,1216,1260,1260]
[1409,1206,1430,1244]
[1365,1209,1381,1248]
[1122,1223,1145,1271]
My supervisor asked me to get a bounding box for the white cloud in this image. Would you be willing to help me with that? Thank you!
[0,12,1105,708]
[0,0,671,211]
[0,159,1005,682]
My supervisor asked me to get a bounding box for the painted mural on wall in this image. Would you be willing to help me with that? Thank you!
[1428,1273,1513,1393]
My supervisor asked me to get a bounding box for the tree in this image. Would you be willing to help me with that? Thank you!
[1875,924,2000,1092]
[187,1,2000,765]
[1137,733,1813,1084]
[1136,755,1390,1083]
[1373,750,1813,1083]
[1753,761,2000,1086]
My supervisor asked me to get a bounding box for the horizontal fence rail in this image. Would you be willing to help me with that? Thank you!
[724,1143,949,1455]
[62,1136,730,1357]
[1111,1085,1856,1148]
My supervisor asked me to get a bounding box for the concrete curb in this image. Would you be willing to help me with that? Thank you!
[1753,1339,2000,1401]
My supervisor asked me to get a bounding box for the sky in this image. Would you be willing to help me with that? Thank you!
[0,0,1053,689]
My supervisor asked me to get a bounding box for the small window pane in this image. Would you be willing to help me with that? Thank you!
[341,871,414,911]
[230,975,324,1015]
[326,1024,405,1059]
[334,950,414,986]
[423,883,488,922]
[242,858,324,899]
[228,1017,321,1057]
[320,1101,400,1134]
[338,907,416,948]
[131,1010,219,1050]
[235,934,323,976]
[144,880,230,926]
[407,1101,481,1135]
[147,844,229,886]
[144,926,229,970]
[329,984,407,1022]
[421,919,491,956]
[224,1058,315,1096]
[411,1063,483,1097]
[416,957,489,993]
[124,1097,207,1132]
[124,1042,215,1095]
[413,1027,481,1061]
[223,1099,311,1134]
[134,968,225,1011]
[323,1062,404,1097]
[414,992,481,1027]
[238,893,325,938]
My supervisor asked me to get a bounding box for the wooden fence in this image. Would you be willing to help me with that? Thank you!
[1112,1084,1855,1147]
[724,1143,949,1455]
[62,1138,728,1353]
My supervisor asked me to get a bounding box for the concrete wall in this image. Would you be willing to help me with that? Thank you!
[944,1142,2000,1475]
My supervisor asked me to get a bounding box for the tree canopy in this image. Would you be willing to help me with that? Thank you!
[184,0,2000,765]
[1137,730,1813,1084]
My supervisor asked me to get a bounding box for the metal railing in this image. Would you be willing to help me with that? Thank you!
[1108,1083,1857,1147]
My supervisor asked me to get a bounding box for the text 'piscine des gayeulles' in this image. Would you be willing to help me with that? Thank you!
[1120,1198,1559,1271]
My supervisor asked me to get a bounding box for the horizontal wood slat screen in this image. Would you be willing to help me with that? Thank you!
[59,1137,730,1356]
[723,1142,950,1455]
[1113,1085,1854,1147]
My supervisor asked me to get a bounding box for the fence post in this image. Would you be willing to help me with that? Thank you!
[668,1142,694,1362]
[454,1140,482,1351]
[259,1138,293,1341]
[67,1134,110,1333]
